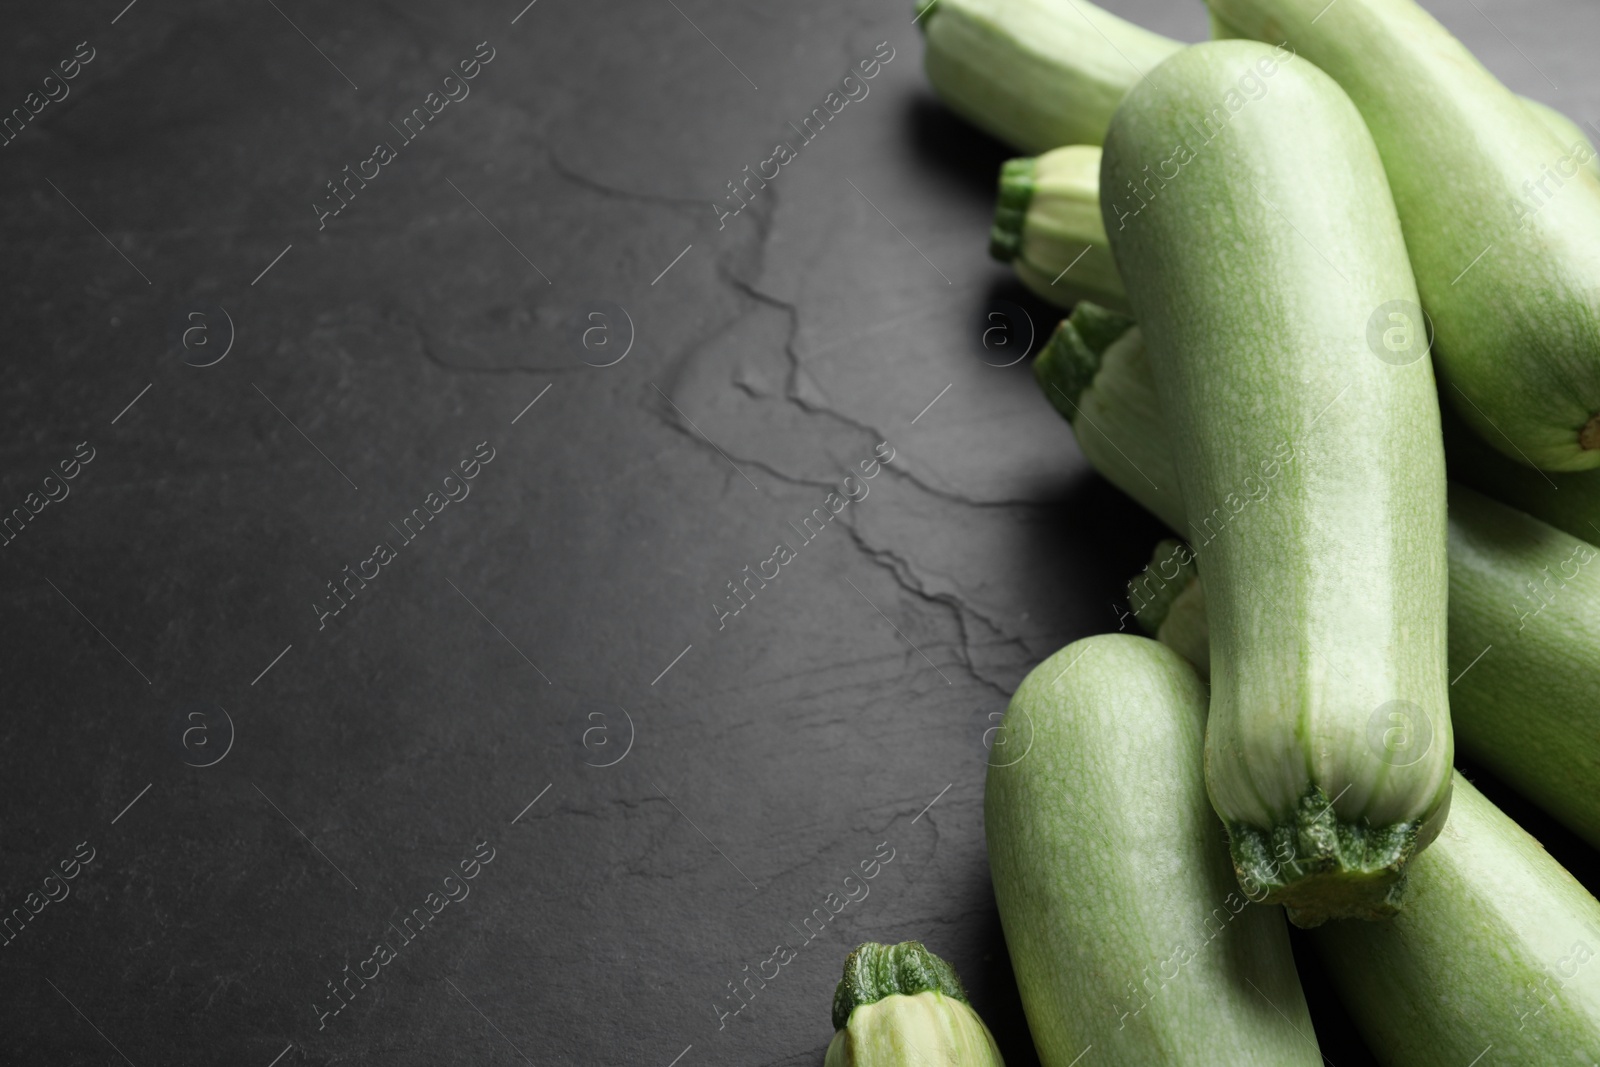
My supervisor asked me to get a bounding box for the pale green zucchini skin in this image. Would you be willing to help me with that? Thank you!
[987,635,1321,1066]
[916,0,1179,154]
[1207,0,1600,471]
[1143,596,1600,1065]
[1044,309,1600,849]
[1101,41,1452,924]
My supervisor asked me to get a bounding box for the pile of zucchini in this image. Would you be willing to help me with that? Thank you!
[822,0,1600,1063]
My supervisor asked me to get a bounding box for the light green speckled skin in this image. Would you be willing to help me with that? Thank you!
[917,0,1179,154]
[1147,600,1600,1064]
[986,635,1321,1067]
[1049,316,1600,849]
[1208,0,1600,471]
[825,993,1004,1067]
[1101,41,1451,922]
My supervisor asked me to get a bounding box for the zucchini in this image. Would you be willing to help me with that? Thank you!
[1137,571,1600,1064]
[1207,0,1600,471]
[916,0,1179,154]
[826,941,1004,1067]
[1044,309,1600,849]
[1101,40,1452,924]
[987,635,1321,1066]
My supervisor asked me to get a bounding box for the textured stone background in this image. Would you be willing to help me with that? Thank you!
[0,0,1595,1063]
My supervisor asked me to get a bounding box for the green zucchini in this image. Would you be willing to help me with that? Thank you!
[1044,308,1600,848]
[1137,571,1600,1064]
[987,635,1321,1066]
[916,0,1179,154]
[826,941,1004,1067]
[1101,40,1452,924]
[1207,0,1600,471]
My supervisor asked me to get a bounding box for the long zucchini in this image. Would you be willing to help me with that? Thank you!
[1207,0,1600,471]
[1041,307,1600,848]
[1101,40,1452,924]
[987,635,1321,1066]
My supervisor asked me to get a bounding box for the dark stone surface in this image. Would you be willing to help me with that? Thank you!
[0,0,1593,1064]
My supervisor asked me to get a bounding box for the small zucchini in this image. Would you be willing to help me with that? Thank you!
[1208,0,1600,471]
[826,941,1004,1067]
[916,0,1179,154]
[1137,572,1600,1064]
[988,635,1321,1066]
[1048,308,1600,849]
[1102,40,1452,924]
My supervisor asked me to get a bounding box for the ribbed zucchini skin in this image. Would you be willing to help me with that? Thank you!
[1208,0,1600,471]
[1101,41,1451,924]
[1044,313,1600,849]
[917,0,1179,153]
[987,636,1321,1066]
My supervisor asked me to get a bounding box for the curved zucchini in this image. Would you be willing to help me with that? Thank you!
[987,635,1321,1066]
[1045,309,1600,849]
[916,0,1179,154]
[826,941,1005,1067]
[1101,40,1452,924]
[1207,0,1600,471]
[1136,575,1600,1064]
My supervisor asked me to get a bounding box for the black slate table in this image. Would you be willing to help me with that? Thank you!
[2,1,1596,1064]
